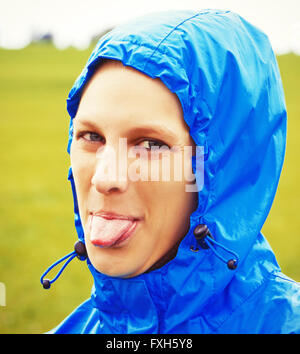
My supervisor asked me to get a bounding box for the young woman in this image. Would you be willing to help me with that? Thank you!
[41,9,300,333]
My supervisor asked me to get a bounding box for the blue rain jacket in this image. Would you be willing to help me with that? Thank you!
[48,9,300,333]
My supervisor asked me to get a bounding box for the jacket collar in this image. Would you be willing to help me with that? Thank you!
[87,226,216,333]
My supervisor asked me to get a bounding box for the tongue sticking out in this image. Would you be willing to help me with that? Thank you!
[90,215,135,247]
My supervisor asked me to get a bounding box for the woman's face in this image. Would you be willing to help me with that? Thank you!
[71,60,198,278]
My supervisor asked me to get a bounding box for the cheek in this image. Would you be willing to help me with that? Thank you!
[136,179,196,272]
[139,152,197,230]
[141,179,196,238]
[70,146,94,215]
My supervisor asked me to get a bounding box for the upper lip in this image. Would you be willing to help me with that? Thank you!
[91,210,142,221]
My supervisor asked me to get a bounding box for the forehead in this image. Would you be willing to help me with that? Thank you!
[75,60,188,134]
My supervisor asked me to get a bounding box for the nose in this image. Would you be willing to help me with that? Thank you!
[91,144,128,194]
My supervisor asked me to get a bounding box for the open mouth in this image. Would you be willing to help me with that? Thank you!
[89,212,141,248]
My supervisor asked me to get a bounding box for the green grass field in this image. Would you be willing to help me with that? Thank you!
[0,44,299,333]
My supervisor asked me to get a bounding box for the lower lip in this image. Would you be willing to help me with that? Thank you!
[91,219,140,248]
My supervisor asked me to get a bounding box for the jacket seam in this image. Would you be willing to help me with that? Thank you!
[269,271,300,285]
[105,38,181,69]
[141,9,228,70]
[142,12,201,71]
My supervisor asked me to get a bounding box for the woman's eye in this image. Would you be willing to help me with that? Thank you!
[138,139,168,150]
[80,132,104,143]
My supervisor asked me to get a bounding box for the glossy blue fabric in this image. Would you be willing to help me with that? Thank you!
[49,9,300,333]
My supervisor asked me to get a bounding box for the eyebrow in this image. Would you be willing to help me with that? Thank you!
[73,118,100,132]
[73,118,179,141]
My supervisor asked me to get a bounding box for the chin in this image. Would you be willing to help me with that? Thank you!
[90,258,144,278]
[86,237,153,278]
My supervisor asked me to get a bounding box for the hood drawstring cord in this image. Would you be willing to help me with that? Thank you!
[40,241,87,289]
[191,224,239,270]
[41,225,238,288]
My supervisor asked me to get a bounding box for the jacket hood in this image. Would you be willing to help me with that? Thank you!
[48,9,294,333]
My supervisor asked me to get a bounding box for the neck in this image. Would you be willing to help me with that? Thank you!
[144,240,181,273]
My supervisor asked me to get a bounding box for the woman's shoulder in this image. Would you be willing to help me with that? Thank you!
[45,297,100,334]
[216,270,300,334]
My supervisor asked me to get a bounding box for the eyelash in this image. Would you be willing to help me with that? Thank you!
[136,139,169,150]
[77,131,104,143]
[76,131,169,150]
